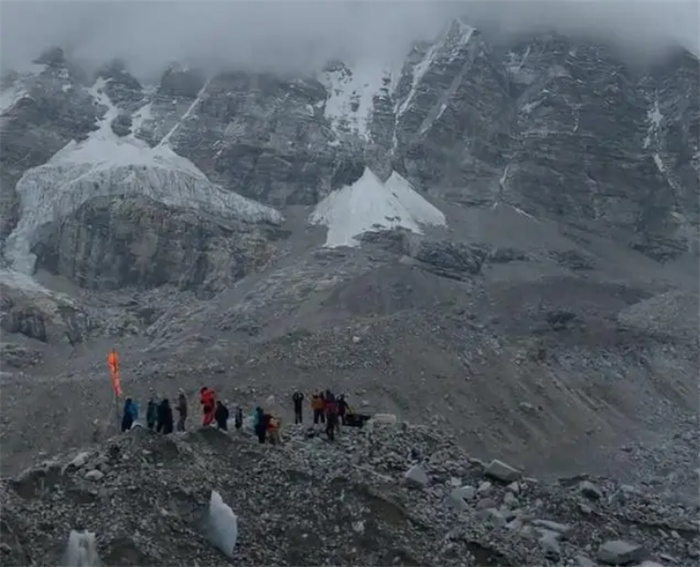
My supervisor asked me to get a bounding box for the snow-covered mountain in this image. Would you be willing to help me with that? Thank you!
[3,20,697,284]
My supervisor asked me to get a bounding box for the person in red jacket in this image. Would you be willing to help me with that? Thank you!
[200,387,216,426]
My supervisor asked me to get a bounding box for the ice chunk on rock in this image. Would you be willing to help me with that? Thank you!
[404,464,429,487]
[68,452,90,470]
[64,530,100,567]
[206,490,238,558]
[484,459,521,482]
[597,540,645,565]
[449,485,476,509]
[538,529,561,560]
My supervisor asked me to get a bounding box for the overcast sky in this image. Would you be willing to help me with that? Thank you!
[1,0,697,80]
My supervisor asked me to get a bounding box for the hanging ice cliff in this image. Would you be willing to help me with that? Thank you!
[2,77,283,282]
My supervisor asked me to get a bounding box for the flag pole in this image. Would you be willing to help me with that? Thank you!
[114,390,120,433]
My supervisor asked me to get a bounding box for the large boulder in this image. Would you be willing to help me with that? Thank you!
[0,281,90,345]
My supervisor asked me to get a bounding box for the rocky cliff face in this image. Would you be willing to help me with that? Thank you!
[0,48,99,240]
[1,24,697,291]
[32,195,284,295]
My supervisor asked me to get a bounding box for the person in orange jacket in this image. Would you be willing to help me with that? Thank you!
[200,387,216,426]
[311,393,325,424]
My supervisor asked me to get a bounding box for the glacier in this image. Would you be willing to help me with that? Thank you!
[309,167,446,248]
[3,78,283,277]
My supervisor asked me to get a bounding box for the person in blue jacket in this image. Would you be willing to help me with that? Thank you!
[121,398,138,432]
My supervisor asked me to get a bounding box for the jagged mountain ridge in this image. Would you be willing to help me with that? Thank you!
[1,18,698,267]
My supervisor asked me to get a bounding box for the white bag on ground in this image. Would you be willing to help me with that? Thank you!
[206,490,238,558]
[64,530,100,567]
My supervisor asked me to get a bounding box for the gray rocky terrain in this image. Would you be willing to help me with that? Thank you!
[0,14,698,567]
[1,421,698,566]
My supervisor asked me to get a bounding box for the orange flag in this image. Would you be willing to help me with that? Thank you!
[107,349,123,397]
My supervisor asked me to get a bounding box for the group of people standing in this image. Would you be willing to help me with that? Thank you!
[294,389,354,441]
[120,386,367,445]
[121,387,239,435]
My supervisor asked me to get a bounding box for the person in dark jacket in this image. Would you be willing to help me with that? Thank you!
[146,397,158,430]
[253,407,266,444]
[175,390,188,432]
[234,406,243,430]
[325,391,338,441]
[215,401,230,431]
[337,394,348,425]
[292,391,304,424]
[156,398,174,434]
[121,398,138,432]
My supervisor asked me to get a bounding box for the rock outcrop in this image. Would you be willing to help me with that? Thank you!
[32,195,284,295]
[0,279,91,345]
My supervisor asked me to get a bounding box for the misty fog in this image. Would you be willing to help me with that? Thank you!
[0,0,697,82]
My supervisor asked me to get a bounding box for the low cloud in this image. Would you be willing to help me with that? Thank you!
[0,0,697,81]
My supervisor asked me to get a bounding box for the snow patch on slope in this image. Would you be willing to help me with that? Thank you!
[396,43,439,120]
[320,62,393,140]
[4,78,283,275]
[131,102,153,134]
[393,18,476,143]
[309,168,446,248]
[160,77,211,147]
[644,99,663,149]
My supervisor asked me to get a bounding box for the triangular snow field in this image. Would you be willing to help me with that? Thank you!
[309,168,446,248]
